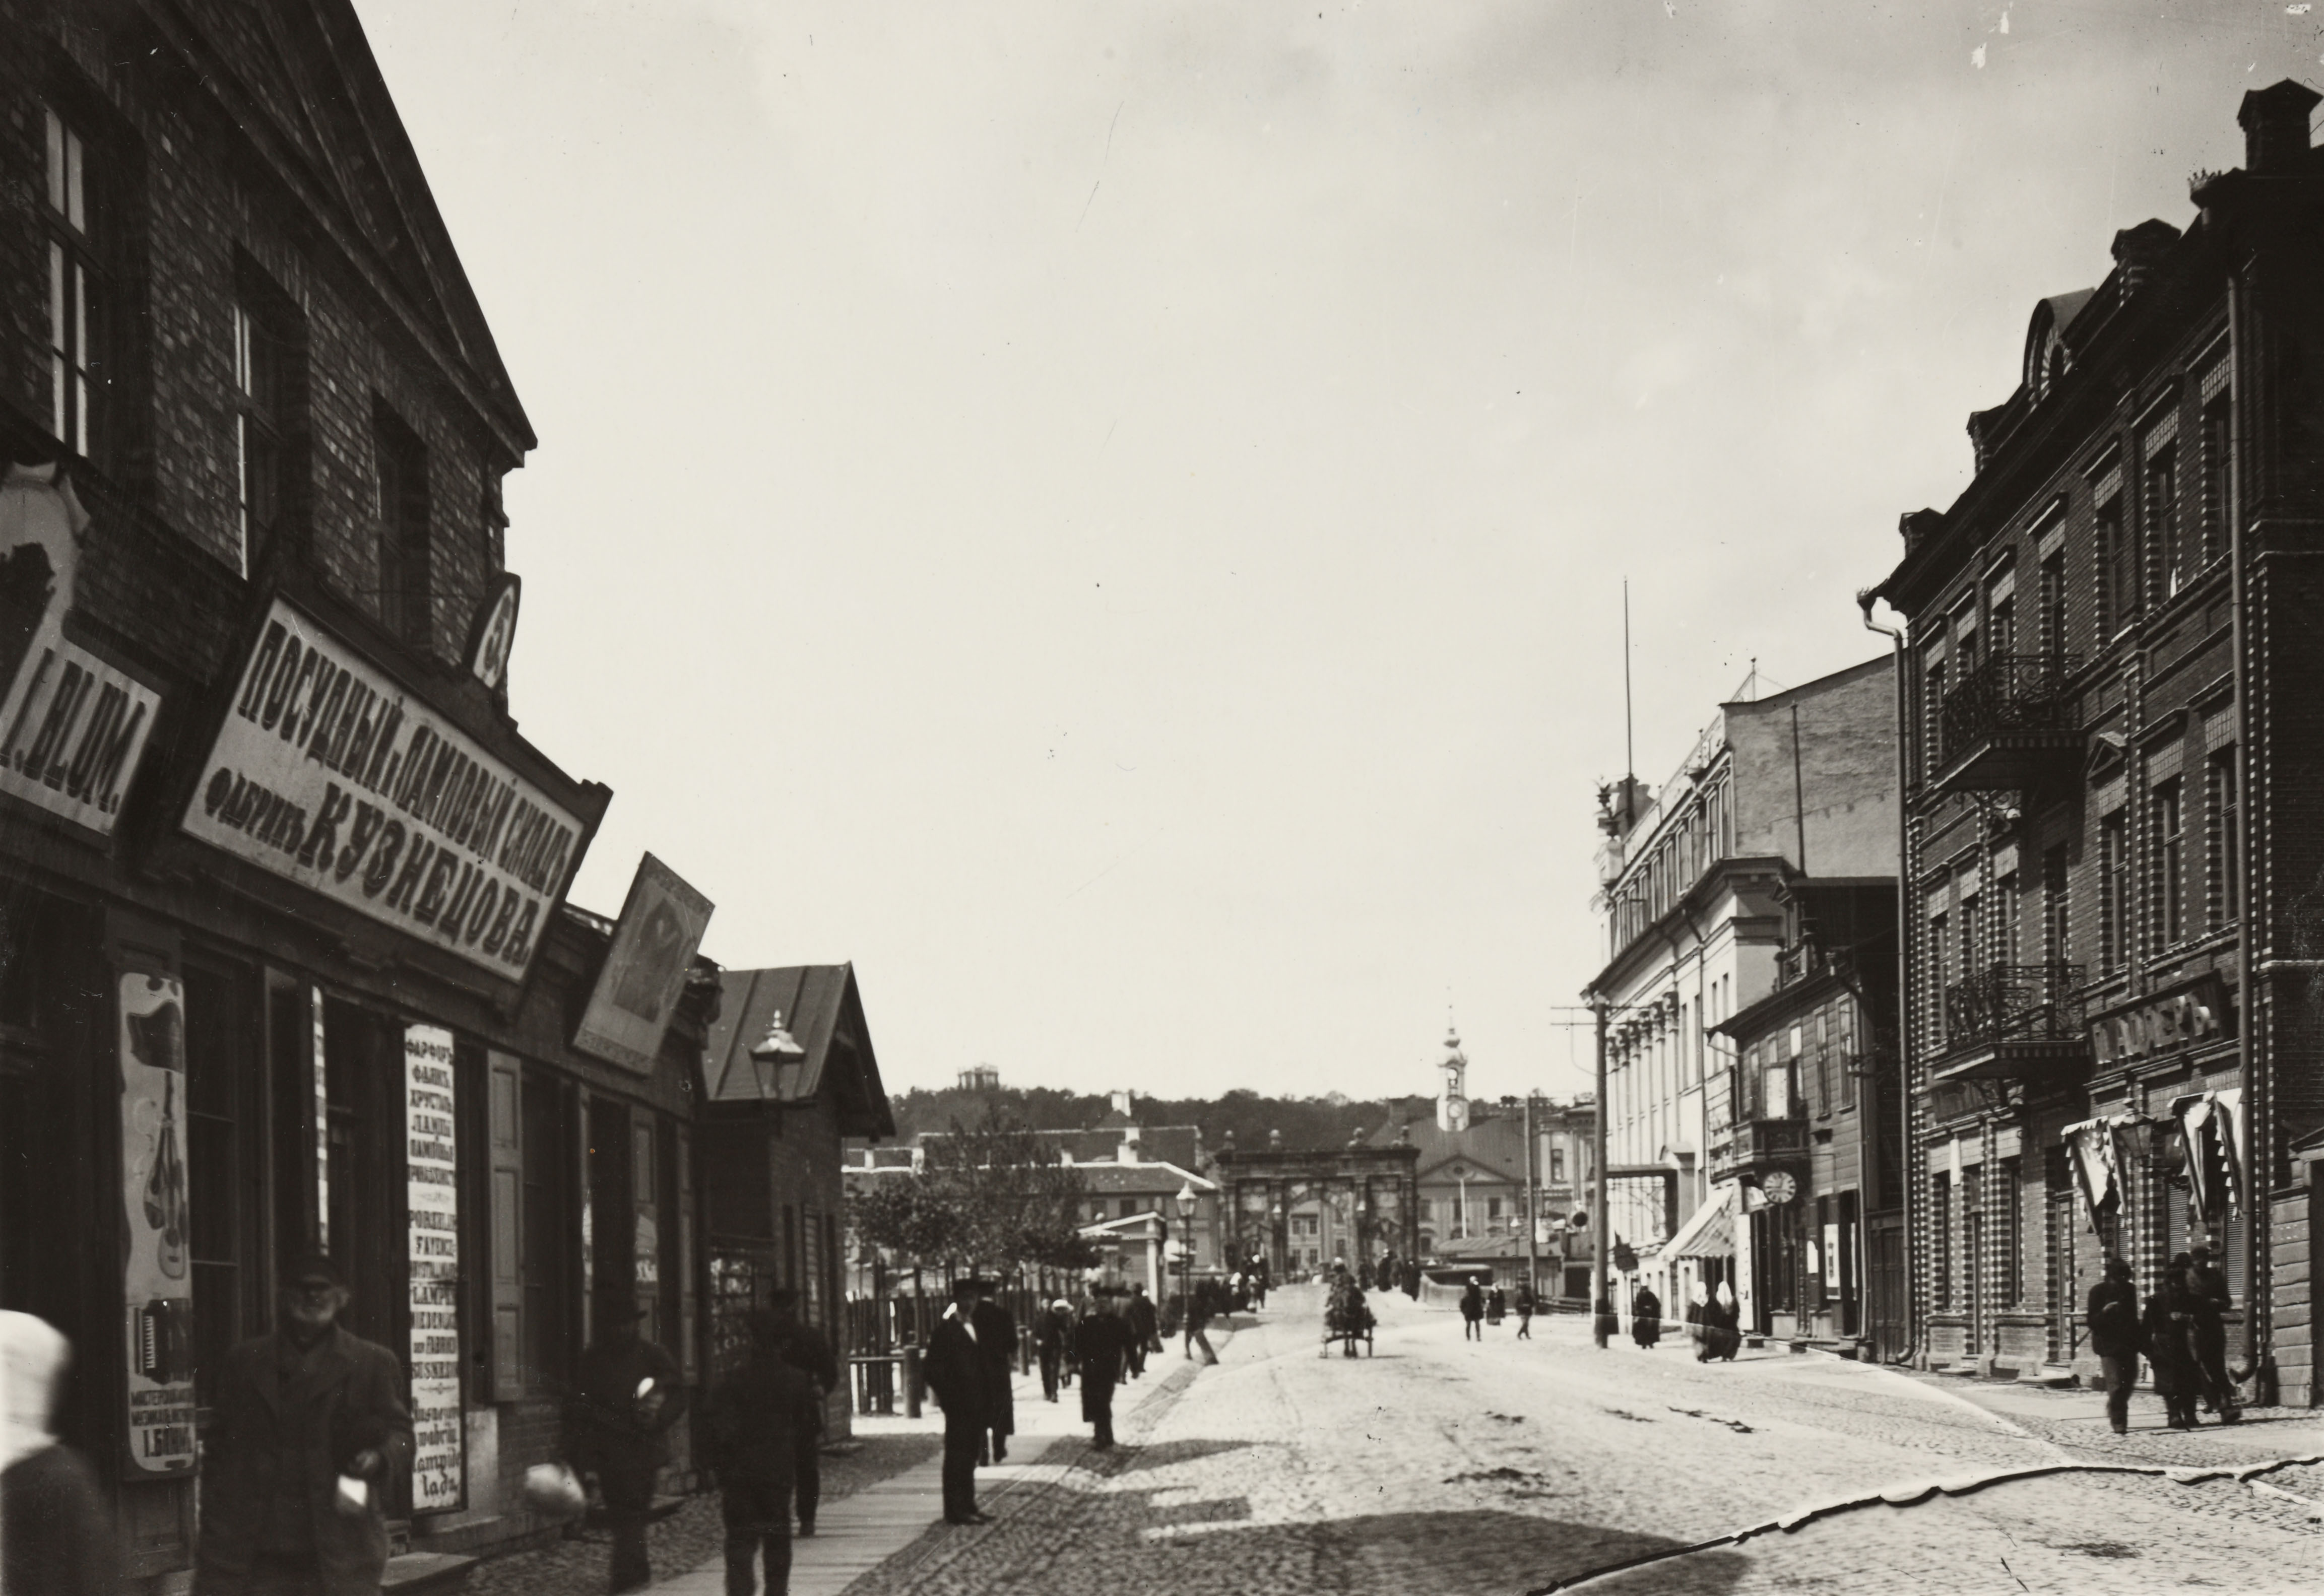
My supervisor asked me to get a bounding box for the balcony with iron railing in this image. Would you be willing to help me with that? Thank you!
[1930,961,2091,1083]
[1707,1113,1810,1181]
[1934,652,2083,793]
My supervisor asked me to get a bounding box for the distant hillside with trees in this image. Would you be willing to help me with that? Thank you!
[881,1082,1437,1157]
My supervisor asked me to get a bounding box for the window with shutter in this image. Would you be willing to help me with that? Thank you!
[487,1051,524,1400]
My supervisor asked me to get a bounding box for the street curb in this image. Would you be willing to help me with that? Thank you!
[1523,1450,2324,1593]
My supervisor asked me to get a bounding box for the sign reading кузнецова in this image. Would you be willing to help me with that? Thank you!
[183,599,585,980]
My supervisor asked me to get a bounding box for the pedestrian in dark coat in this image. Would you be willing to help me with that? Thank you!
[2187,1244,2241,1420]
[1631,1285,1663,1349]
[701,1308,821,1596]
[1034,1300,1073,1401]
[2142,1264,2207,1429]
[762,1291,836,1535]
[1709,1280,1741,1360]
[1487,1286,1507,1326]
[1515,1281,1536,1340]
[1073,1294,1138,1449]
[565,1298,688,1593]
[922,1280,996,1524]
[2085,1257,2144,1435]
[4,1311,116,1596]
[970,1282,1017,1464]
[1182,1283,1218,1365]
[1460,1278,1485,1342]
[1124,1285,1159,1380]
[193,1255,413,1596]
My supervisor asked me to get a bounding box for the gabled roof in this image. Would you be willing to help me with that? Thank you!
[1060,1162,1215,1196]
[703,965,895,1139]
[1040,1126,1203,1169]
[158,0,534,454]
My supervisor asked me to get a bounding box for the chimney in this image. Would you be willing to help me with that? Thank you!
[2239,80,2321,175]
[2109,219,2181,300]
[1120,1123,1140,1162]
[1110,1088,1133,1118]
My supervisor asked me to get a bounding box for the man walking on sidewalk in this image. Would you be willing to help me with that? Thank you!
[761,1291,836,1537]
[1182,1282,1218,1365]
[566,1297,688,1594]
[971,1279,1017,1464]
[1124,1284,1158,1380]
[702,1308,821,1596]
[924,1279,997,1524]
[2086,1256,2143,1435]
[1073,1291,1137,1449]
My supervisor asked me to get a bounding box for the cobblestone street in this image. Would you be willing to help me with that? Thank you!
[830,1285,2324,1595]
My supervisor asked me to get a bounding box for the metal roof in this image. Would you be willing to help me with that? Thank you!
[702,965,896,1139]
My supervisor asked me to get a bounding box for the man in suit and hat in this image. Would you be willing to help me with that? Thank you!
[193,1253,412,1595]
[566,1295,687,1592]
[923,1277,997,1525]
[1072,1289,1139,1450]
[758,1290,836,1536]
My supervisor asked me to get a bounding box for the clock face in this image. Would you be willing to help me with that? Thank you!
[1762,1172,1797,1206]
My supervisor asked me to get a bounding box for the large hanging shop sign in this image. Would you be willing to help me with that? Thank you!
[573,853,714,1073]
[405,1023,464,1511]
[118,971,195,1477]
[0,463,161,835]
[183,600,584,980]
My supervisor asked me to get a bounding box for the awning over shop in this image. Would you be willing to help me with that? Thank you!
[1664,1185,1736,1260]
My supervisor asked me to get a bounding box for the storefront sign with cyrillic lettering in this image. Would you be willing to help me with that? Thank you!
[183,600,583,980]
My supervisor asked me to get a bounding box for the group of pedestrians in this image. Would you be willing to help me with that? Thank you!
[1459,1276,1538,1339]
[924,1274,1203,1527]
[2087,1246,2242,1433]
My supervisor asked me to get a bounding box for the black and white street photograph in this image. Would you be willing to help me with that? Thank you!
[14,3,2324,1593]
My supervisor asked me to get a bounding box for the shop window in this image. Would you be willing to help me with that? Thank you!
[322,1003,403,1353]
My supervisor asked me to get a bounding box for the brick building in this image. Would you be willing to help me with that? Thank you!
[1863,83,2324,1401]
[1584,655,1897,1336]
[0,4,724,1586]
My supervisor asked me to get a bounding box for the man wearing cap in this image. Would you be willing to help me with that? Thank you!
[566,1296,688,1592]
[1123,1284,1157,1381]
[922,1278,997,1524]
[1033,1299,1073,1401]
[760,1290,836,1537]
[193,1254,412,1596]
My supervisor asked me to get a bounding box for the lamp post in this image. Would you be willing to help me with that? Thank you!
[1175,1180,1197,1353]
[747,1010,808,1101]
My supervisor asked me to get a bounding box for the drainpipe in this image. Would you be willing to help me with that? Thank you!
[1860,588,1914,1364]
[2227,259,2265,1394]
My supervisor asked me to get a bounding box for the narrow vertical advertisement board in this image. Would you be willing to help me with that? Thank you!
[119,971,195,1476]
[405,1024,464,1512]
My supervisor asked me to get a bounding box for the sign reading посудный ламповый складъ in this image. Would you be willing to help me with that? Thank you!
[182,598,585,981]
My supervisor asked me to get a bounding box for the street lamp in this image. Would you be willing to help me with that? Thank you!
[747,1010,809,1102]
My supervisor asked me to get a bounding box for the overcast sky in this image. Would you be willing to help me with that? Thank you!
[355,1,2319,1106]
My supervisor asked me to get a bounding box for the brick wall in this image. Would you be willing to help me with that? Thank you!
[6,3,516,693]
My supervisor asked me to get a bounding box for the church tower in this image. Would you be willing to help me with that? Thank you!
[1436,1025,1470,1134]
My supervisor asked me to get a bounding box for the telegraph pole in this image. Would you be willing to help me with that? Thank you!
[1522,1091,1539,1300]
[1592,992,1611,1348]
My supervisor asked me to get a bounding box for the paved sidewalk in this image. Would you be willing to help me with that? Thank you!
[643,1324,1238,1595]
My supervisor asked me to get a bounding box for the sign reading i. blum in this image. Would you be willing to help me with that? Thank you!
[183,598,584,980]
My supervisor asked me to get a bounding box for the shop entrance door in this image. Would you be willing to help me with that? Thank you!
[1866,1216,1907,1363]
